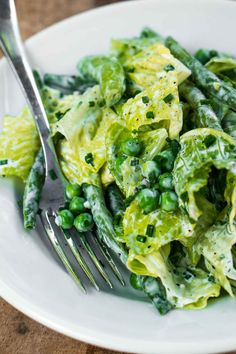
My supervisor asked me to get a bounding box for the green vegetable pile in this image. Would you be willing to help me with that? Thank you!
[1,27,236,315]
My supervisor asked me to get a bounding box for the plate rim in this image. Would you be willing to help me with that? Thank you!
[0,0,236,353]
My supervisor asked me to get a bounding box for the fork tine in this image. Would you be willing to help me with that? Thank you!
[40,210,86,293]
[62,229,100,291]
[77,232,113,289]
[95,233,125,286]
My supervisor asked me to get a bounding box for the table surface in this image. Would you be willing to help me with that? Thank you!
[0,1,235,354]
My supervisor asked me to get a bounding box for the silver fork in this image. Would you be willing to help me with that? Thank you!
[0,0,124,292]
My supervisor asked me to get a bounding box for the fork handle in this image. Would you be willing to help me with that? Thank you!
[0,0,55,173]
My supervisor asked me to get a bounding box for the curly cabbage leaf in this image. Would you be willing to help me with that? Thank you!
[77,55,125,106]
[106,123,168,196]
[122,200,195,257]
[173,128,236,221]
[125,43,191,89]
[122,73,182,139]
[127,246,220,309]
[0,107,39,181]
[54,86,117,173]
[57,139,100,186]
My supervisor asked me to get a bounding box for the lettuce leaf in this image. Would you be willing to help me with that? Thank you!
[205,57,236,74]
[127,246,220,308]
[54,86,117,172]
[122,73,182,139]
[122,199,195,256]
[173,128,236,221]
[106,123,168,196]
[225,172,236,230]
[110,27,163,64]
[0,107,39,181]
[125,43,191,89]
[57,139,100,186]
[194,218,236,296]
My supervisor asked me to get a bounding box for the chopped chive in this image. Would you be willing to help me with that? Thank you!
[130,158,139,167]
[49,169,58,180]
[136,235,147,243]
[164,64,175,72]
[142,96,150,104]
[98,99,106,107]
[55,108,70,120]
[85,153,94,166]
[146,224,155,237]
[146,111,154,119]
[127,66,135,73]
[0,159,8,166]
[163,93,174,104]
[89,100,95,107]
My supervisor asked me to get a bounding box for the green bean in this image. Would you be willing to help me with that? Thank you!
[166,37,236,111]
[44,73,96,95]
[194,48,232,65]
[179,80,222,130]
[140,276,173,315]
[23,148,45,230]
[106,183,125,217]
[82,184,128,264]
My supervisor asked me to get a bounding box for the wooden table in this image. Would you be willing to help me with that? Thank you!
[0,1,234,353]
[0,2,126,353]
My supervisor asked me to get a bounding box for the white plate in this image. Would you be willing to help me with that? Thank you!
[0,0,236,353]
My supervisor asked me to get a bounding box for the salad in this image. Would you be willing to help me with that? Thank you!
[1,27,236,315]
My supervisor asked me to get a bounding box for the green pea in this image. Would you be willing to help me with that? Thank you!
[122,138,142,156]
[154,149,175,171]
[66,183,81,200]
[141,161,161,183]
[137,188,160,213]
[69,196,86,215]
[74,213,94,232]
[56,209,74,229]
[130,273,143,290]
[160,191,178,211]
[159,173,173,190]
